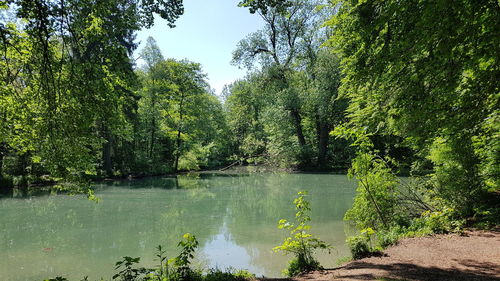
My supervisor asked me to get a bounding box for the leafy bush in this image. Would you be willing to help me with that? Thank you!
[178,144,214,171]
[174,233,199,280]
[377,226,405,249]
[346,228,381,260]
[113,256,148,281]
[273,191,331,276]
[285,256,320,277]
[203,268,254,281]
[346,235,371,260]
[344,153,399,230]
[407,207,464,235]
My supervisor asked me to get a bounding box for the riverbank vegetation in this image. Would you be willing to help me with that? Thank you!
[1,0,499,279]
[46,233,257,281]
[273,191,330,276]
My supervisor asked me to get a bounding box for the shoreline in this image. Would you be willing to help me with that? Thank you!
[258,229,500,281]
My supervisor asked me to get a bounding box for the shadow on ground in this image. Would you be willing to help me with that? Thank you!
[259,260,500,281]
[332,260,500,281]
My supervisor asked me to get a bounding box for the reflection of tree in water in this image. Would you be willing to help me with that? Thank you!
[0,178,227,280]
[0,173,356,280]
[222,173,356,276]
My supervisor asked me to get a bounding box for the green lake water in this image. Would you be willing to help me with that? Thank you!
[0,172,356,280]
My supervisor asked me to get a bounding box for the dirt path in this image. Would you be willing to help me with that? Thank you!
[259,230,500,281]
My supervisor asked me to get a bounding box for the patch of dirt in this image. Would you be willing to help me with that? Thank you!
[258,230,500,281]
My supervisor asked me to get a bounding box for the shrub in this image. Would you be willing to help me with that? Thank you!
[273,191,331,276]
[173,233,199,281]
[344,153,399,231]
[377,226,405,249]
[285,256,321,277]
[113,256,148,281]
[203,268,254,281]
[347,228,381,260]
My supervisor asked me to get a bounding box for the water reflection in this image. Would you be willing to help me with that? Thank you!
[202,222,265,275]
[0,172,356,280]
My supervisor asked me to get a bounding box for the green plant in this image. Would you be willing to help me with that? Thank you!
[273,191,331,277]
[203,268,255,281]
[153,245,170,280]
[174,233,199,281]
[113,256,148,281]
[344,152,399,230]
[377,226,405,249]
[407,207,464,236]
[347,228,381,260]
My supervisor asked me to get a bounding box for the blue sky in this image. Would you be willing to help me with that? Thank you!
[136,0,264,96]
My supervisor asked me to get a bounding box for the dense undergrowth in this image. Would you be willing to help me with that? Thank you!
[342,148,499,260]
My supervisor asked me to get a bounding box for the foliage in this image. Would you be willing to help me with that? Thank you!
[346,228,381,260]
[344,152,399,230]
[110,233,201,281]
[0,0,236,186]
[326,0,500,218]
[203,268,255,281]
[136,53,229,173]
[273,191,330,276]
[174,233,199,280]
[238,0,292,14]
[409,208,464,235]
[228,1,351,169]
[0,0,353,188]
[113,256,148,281]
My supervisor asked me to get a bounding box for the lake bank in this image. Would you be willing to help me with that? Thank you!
[259,229,500,281]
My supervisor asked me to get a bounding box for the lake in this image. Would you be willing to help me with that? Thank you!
[0,172,356,280]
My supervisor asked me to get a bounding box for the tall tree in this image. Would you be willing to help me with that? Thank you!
[0,0,183,180]
[327,0,500,214]
[139,37,164,160]
[233,0,326,160]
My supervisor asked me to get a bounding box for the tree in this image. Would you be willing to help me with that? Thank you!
[238,0,292,14]
[232,0,351,168]
[298,49,346,168]
[225,74,269,162]
[0,0,184,181]
[233,0,327,165]
[137,55,227,173]
[327,0,500,215]
[139,37,165,161]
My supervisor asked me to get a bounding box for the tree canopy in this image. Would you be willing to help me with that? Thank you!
[326,0,500,216]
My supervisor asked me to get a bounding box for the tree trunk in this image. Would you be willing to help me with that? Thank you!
[174,94,184,173]
[316,121,330,169]
[18,153,28,188]
[0,143,5,177]
[149,118,156,158]
[174,129,181,173]
[290,109,306,147]
[103,134,113,177]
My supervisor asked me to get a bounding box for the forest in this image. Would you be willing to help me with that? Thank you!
[0,0,499,280]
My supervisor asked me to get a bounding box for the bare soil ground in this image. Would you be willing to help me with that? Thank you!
[259,230,500,281]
